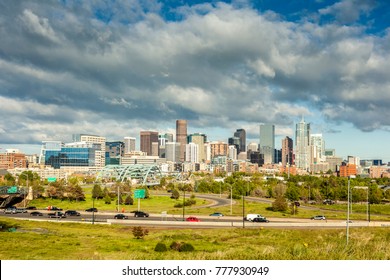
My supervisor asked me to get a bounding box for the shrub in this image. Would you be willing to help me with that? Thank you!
[132,226,149,239]
[104,194,111,204]
[272,195,288,212]
[179,243,195,252]
[154,242,168,252]
[170,241,182,251]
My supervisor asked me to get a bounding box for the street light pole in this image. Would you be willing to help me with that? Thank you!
[346,175,355,245]
[346,176,350,245]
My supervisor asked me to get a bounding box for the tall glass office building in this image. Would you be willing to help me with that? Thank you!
[41,141,100,169]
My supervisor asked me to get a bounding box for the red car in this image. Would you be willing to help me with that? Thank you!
[186,216,200,222]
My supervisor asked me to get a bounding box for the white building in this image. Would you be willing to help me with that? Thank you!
[185,142,199,163]
[124,137,136,154]
[228,145,237,160]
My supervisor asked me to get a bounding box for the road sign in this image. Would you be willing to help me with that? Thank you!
[47,177,57,182]
[134,189,146,199]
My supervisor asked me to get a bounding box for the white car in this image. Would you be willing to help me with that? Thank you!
[311,215,326,220]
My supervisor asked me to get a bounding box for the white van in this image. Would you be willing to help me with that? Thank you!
[245,214,264,221]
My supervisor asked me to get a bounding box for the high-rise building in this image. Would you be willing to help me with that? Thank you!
[73,134,106,167]
[188,133,207,163]
[282,136,293,167]
[185,143,199,163]
[210,141,228,158]
[105,141,124,165]
[228,136,240,153]
[42,141,100,169]
[295,118,311,170]
[176,120,187,162]
[310,134,325,164]
[140,131,159,156]
[260,124,275,164]
[233,129,246,153]
[124,137,136,154]
[165,142,181,162]
[228,145,237,160]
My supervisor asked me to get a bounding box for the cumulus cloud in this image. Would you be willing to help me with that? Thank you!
[319,0,376,24]
[0,0,389,146]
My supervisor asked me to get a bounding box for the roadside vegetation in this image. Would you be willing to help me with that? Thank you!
[1,217,389,260]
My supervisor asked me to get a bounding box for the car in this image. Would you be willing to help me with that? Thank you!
[134,211,149,217]
[4,208,17,214]
[252,217,269,223]
[311,215,326,220]
[48,211,66,218]
[85,208,98,212]
[26,206,37,210]
[16,208,28,213]
[65,210,81,216]
[47,206,63,211]
[114,214,128,219]
[186,216,200,222]
[209,212,224,217]
[30,211,43,216]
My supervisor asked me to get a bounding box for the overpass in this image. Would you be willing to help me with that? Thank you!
[96,164,163,186]
[0,186,28,208]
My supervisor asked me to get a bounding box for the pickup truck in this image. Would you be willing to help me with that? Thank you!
[47,211,66,218]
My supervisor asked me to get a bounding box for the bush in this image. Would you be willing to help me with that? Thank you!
[272,195,288,212]
[170,241,182,251]
[104,194,111,204]
[169,241,195,252]
[179,243,195,252]
[154,242,168,252]
[132,226,149,239]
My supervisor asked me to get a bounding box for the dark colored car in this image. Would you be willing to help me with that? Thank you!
[134,211,149,217]
[85,208,98,212]
[186,216,200,222]
[252,217,269,223]
[114,214,128,219]
[30,211,43,216]
[26,206,37,210]
[65,210,81,216]
[209,212,224,217]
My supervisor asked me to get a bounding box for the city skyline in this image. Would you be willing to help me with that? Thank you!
[1,1,390,161]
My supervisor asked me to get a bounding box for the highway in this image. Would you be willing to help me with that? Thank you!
[1,210,389,229]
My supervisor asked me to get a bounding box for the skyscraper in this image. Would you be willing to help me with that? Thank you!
[140,131,159,156]
[295,118,311,170]
[259,124,275,164]
[124,137,136,154]
[176,120,187,162]
[282,136,293,167]
[73,134,106,167]
[233,129,246,153]
[185,142,199,163]
[165,142,180,163]
[188,133,207,163]
[310,134,325,164]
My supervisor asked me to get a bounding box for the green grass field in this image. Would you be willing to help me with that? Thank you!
[1,217,389,260]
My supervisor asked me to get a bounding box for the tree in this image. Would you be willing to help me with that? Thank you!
[92,184,104,199]
[124,194,134,205]
[171,189,180,200]
[272,195,288,212]
[104,194,112,204]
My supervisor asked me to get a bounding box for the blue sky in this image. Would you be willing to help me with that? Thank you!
[0,0,390,161]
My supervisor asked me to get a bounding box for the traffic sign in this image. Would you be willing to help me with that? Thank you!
[134,189,146,199]
[47,177,57,182]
